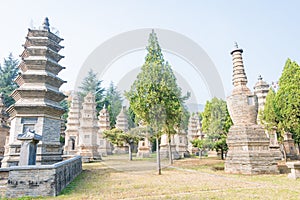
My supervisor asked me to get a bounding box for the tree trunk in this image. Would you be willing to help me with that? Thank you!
[168,135,173,165]
[199,148,202,159]
[156,137,161,175]
[221,148,224,160]
[129,143,133,161]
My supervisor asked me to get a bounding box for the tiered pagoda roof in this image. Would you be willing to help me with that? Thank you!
[7,17,66,117]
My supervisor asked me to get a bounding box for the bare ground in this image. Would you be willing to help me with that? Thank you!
[41,154,300,200]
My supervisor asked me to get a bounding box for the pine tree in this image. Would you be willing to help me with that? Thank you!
[275,59,300,145]
[78,69,105,112]
[125,30,188,173]
[104,82,123,128]
[0,53,19,107]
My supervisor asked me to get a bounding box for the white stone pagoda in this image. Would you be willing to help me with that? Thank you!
[78,92,101,162]
[63,94,81,156]
[97,105,113,156]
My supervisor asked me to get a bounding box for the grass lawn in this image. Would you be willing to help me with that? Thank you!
[30,155,300,200]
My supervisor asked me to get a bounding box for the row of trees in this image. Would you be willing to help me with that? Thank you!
[260,59,300,150]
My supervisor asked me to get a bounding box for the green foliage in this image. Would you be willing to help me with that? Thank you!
[0,53,19,107]
[78,69,105,112]
[200,98,232,159]
[260,88,278,132]
[127,106,137,129]
[103,128,142,146]
[274,58,300,143]
[60,99,70,122]
[125,30,189,136]
[104,82,123,128]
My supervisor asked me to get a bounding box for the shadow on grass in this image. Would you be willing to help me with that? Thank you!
[59,162,118,196]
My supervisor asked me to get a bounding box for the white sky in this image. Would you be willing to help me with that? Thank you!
[0,0,299,105]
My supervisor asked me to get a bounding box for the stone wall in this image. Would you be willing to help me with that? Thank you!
[6,156,82,198]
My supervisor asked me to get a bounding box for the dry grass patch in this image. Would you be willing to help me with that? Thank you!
[37,156,300,200]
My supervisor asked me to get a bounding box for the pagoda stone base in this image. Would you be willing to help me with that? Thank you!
[160,144,180,160]
[137,147,151,158]
[176,145,189,158]
[270,146,283,161]
[79,145,101,163]
[225,125,279,174]
[1,142,63,167]
[113,146,129,154]
[98,139,113,157]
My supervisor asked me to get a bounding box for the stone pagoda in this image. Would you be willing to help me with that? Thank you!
[160,134,180,159]
[2,18,66,167]
[78,92,101,162]
[253,75,269,124]
[63,94,81,156]
[0,94,9,161]
[97,105,112,156]
[187,113,203,154]
[225,43,278,174]
[115,106,129,132]
[174,129,189,158]
[114,106,129,154]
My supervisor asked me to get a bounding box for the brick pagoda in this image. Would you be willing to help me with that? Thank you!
[225,43,278,174]
[2,18,66,166]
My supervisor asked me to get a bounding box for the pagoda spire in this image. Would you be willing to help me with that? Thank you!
[231,42,248,87]
[230,42,251,94]
[42,17,50,31]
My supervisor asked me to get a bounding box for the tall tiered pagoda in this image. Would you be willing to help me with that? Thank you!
[64,94,81,156]
[97,106,112,156]
[187,113,202,154]
[2,18,66,167]
[78,92,101,162]
[225,43,278,174]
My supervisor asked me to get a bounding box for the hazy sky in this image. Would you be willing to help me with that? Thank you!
[0,0,299,105]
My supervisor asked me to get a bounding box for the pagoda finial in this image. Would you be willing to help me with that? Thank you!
[230,43,248,87]
[42,17,50,31]
[234,41,239,49]
[258,75,262,81]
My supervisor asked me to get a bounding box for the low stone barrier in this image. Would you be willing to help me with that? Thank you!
[287,162,300,179]
[5,156,82,198]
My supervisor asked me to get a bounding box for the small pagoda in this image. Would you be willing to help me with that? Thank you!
[2,18,66,166]
[97,106,112,156]
[78,92,101,162]
[114,106,129,154]
[64,94,81,156]
[253,75,270,123]
[187,113,202,154]
[115,106,129,132]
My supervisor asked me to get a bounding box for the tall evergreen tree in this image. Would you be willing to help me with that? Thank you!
[104,82,123,128]
[125,30,188,173]
[78,69,105,112]
[0,53,19,107]
[275,59,300,145]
